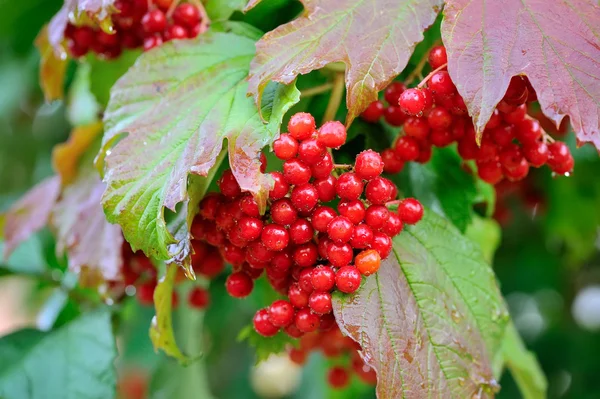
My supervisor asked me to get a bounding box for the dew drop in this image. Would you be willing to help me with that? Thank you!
[458,377,466,386]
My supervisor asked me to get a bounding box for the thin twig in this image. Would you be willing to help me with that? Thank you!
[166,0,182,18]
[322,72,345,124]
[404,40,442,85]
[417,63,448,89]
[301,83,334,98]
[333,164,352,169]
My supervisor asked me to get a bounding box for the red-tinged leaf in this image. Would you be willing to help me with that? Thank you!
[48,0,115,51]
[35,26,68,102]
[247,0,443,125]
[2,176,61,259]
[442,0,600,148]
[333,210,509,398]
[52,122,104,185]
[52,168,123,281]
[100,31,299,260]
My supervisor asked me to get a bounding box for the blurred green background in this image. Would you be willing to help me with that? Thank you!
[1,1,599,398]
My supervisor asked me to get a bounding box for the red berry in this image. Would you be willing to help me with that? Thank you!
[547,142,574,174]
[218,170,241,198]
[295,309,320,332]
[394,136,420,161]
[288,283,310,308]
[398,88,427,116]
[289,219,314,245]
[403,117,430,140]
[222,242,246,266]
[237,216,263,241]
[516,119,542,144]
[291,184,319,213]
[286,326,305,340]
[273,133,299,160]
[318,121,347,149]
[503,76,528,105]
[142,9,167,33]
[327,216,354,244]
[309,291,333,314]
[476,139,500,162]
[143,35,163,51]
[164,24,188,41]
[338,200,366,224]
[268,299,295,327]
[283,159,312,185]
[430,129,454,147]
[382,212,403,236]
[247,241,274,263]
[311,206,337,232]
[381,149,404,174]
[486,109,502,129]
[355,150,384,180]
[384,81,406,104]
[199,194,222,220]
[365,205,390,229]
[173,3,200,28]
[136,281,155,305]
[491,124,516,147]
[298,138,326,164]
[239,194,260,217]
[428,71,456,96]
[271,198,298,225]
[503,157,529,182]
[327,242,353,267]
[477,160,504,184]
[188,287,210,309]
[310,152,334,179]
[498,144,525,172]
[288,112,316,140]
[350,223,374,248]
[311,266,336,291]
[398,198,424,224]
[293,243,318,267]
[355,249,381,276]
[523,141,549,167]
[458,135,479,160]
[370,232,392,259]
[427,107,452,130]
[335,266,362,293]
[261,224,290,251]
[328,367,350,389]
[269,172,290,200]
[361,101,385,123]
[317,235,333,258]
[254,308,280,337]
[428,45,447,69]
[314,176,337,202]
[502,104,527,124]
[383,106,406,126]
[226,272,253,298]
[335,173,364,200]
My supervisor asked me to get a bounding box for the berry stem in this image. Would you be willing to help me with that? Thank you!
[333,164,352,170]
[417,63,448,89]
[322,72,345,124]
[165,0,182,19]
[301,83,334,98]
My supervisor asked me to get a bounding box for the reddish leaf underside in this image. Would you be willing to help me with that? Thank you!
[2,176,62,259]
[442,0,600,149]
[247,0,443,125]
[333,211,508,398]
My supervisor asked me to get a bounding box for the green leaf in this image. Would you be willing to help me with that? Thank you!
[101,31,300,260]
[205,0,246,21]
[67,63,100,126]
[465,215,501,264]
[502,323,547,399]
[0,309,117,399]
[404,147,477,232]
[88,51,141,107]
[333,210,510,398]
[238,325,297,364]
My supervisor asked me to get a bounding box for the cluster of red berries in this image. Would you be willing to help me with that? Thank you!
[287,325,377,389]
[190,112,423,339]
[115,241,213,310]
[362,45,574,184]
[64,0,205,59]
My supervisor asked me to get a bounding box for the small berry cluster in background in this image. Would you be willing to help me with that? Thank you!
[362,45,575,184]
[64,0,206,59]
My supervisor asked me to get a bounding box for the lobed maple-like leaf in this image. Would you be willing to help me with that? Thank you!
[247,0,443,125]
[100,31,299,260]
[2,176,61,260]
[333,210,509,398]
[442,0,600,148]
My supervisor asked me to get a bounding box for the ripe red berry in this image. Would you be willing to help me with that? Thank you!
[317,121,347,149]
[355,249,381,276]
[428,45,448,69]
[254,308,280,337]
[136,281,155,305]
[354,150,384,180]
[309,291,333,314]
[502,104,527,124]
[350,223,374,248]
[428,71,456,96]
[384,81,406,104]
[291,184,319,213]
[404,117,430,140]
[338,200,366,224]
[490,125,516,147]
[477,160,504,184]
[164,24,188,41]
[430,129,453,147]
[311,206,337,232]
[288,112,316,140]
[523,141,549,167]
[273,133,299,160]
[270,198,298,225]
[188,287,210,309]
[268,300,295,327]
[327,216,354,244]
[141,9,167,33]
[283,159,312,185]
[311,152,334,179]
[239,194,259,217]
[365,205,390,229]
[226,272,254,298]
[311,266,336,291]
[486,109,503,129]
[288,283,310,308]
[381,149,404,174]
[143,35,163,51]
[516,119,542,144]
[293,242,319,267]
[335,266,362,293]
[335,173,364,200]
[394,136,420,161]
[503,157,529,182]
[398,88,427,116]
[503,76,528,105]
[499,144,525,171]
[314,176,337,202]
[269,172,290,200]
[370,232,392,259]
[261,224,290,251]
[427,107,453,130]
[328,367,350,389]
[295,309,320,332]
[398,198,424,224]
[298,138,327,164]
[361,101,385,123]
[327,242,353,267]
[218,170,241,198]
[172,3,201,28]
[547,142,574,174]
[382,212,403,236]
[237,216,263,241]
[289,219,314,245]
[222,242,246,266]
